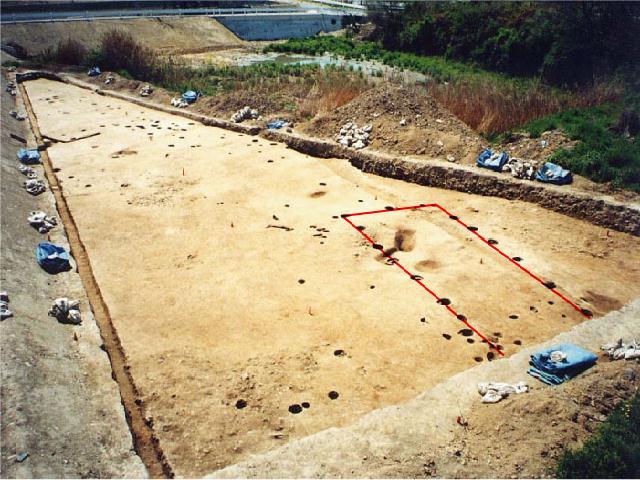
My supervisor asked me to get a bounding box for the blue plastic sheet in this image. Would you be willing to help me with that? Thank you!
[17,148,41,164]
[528,343,597,385]
[181,90,201,104]
[535,162,572,185]
[36,242,71,274]
[87,66,101,77]
[476,148,509,172]
[267,119,287,130]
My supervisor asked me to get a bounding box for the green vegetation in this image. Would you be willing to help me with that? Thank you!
[1,60,21,68]
[265,36,498,83]
[265,36,622,136]
[557,394,640,478]
[368,1,639,86]
[517,97,640,191]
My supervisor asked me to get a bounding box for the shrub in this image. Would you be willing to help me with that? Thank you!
[521,100,640,191]
[99,30,158,80]
[556,394,640,478]
[55,38,87,65]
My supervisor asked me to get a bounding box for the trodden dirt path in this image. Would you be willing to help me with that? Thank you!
[23,78,640,477]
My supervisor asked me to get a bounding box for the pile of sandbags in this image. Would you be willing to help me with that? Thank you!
[24,178,46,195]
[336,122,372,150]
[140,84,153,97]
[231,106,259,123]
[6,81,17,96]
[503,157,538,180]
[28,211,57,234]
[170,97,189,108]
[48,297,81,325]
[477,381,529,403]
[10,110,26,121]
[601,339,640,360]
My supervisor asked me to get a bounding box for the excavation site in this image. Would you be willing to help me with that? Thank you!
[2,2,640,479]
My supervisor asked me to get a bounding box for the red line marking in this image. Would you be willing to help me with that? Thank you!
[342,203,591,358]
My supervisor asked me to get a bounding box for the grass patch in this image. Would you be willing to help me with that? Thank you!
[1,60,21,68]
[518,100,640,191]
[557,393,640,478]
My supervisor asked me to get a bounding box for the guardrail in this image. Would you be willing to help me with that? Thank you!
[1,6,363,24]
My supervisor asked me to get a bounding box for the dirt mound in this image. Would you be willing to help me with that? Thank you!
[442,360,640,478]
[301,84,485,164]
[499,129,578,162]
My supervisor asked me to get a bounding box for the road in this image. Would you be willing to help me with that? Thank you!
[0,3,364,24]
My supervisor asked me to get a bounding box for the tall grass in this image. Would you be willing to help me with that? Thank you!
[69,30,369,119]
[430,78,622,135]
[266,36,624,136]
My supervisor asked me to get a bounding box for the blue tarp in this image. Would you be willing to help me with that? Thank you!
[181,90,201,104]
[36,242,71,274]
[535,162,572,185]
[528,343,597,385]
[17,148,41,164]
[476,148,509,172]
[267,119,288,130]
[87,66,101,77]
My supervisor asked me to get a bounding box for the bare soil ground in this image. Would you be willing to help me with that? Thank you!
[1,17,244,57]
[444,360,639,478]
[23,78,640,477]
[87,73,619,201]
[212,302,640,479]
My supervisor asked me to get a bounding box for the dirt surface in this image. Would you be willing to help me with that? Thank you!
[0,73,145,477]
[23,78,640,477]
[1,17,244,57]
[444,360,640,478]
[302,83,486,164]
[499,129,577,163]
[212,301,640,479]
[79,70,639,204]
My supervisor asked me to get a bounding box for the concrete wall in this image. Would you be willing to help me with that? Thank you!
[215,13,345,40]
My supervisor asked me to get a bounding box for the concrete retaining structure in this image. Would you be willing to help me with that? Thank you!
[215,13,346,40]
[16,70,640,237]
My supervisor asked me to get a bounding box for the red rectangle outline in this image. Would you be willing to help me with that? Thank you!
[341,203,592,357]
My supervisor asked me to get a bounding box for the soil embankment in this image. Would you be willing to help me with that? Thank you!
[0,73,145,478]
[1,17,244,56]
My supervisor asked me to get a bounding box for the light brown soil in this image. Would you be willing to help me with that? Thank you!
[24,78,640,477]
[301,83,486,164]
[499,129,577,163]
[1,17,244,56]
[442,360,640,478]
